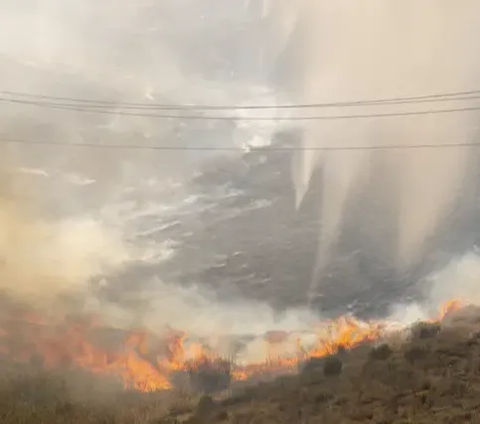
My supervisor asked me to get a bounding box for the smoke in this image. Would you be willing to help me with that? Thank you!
[0,0,269,306]
[0,151,321,366]
[2,1,480,372]
[265,0,480,298]
[0,159,132,304]
[0,0,273,190]
[386,250,480,327]
[427,251,480,307]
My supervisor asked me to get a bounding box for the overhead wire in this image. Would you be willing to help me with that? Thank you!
[1,88,480,151]
[2,88,480,110]
[2,96,480,121]
[1,137,480,152]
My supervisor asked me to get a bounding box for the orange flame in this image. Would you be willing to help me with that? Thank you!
[0,300,464,392]
[438,299,463,320]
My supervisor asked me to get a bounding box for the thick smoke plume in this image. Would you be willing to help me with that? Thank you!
[267,0,480,298]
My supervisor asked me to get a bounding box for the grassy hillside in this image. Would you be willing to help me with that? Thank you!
[3,307,480,423]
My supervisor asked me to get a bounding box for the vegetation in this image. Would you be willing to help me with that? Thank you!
[3,309,480,423]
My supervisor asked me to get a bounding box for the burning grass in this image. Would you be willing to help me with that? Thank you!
[0,297,475,423]
[159,306,480,424]
[0,296,426,394]
[1,303,480,423]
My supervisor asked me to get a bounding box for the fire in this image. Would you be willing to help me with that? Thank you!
[0,312,173,391]
[0,299,464,392]
[438,299,463,319]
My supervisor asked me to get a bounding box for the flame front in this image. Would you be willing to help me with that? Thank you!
[0,300,463,391]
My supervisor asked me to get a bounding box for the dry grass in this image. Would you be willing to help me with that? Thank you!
[4,308,480,423]
[0,366,196,424]
[160,309,480,424]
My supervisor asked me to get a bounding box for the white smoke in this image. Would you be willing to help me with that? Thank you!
[0,0,275,191]
[386,250,480,326]
[427,251,480,307]
[267,0,480,298]
[0,165,133,303]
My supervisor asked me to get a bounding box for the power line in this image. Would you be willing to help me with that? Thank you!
[2,88,480,110]
[9,94,480,111]
[1,137,480,151]
[2,96,480,121]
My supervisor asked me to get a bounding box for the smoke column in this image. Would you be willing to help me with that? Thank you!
[267,0,480,299]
